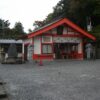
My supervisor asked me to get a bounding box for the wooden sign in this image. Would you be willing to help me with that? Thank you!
[53,37,81,43]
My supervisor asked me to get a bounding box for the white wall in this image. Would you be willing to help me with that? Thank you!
[42,36,52,43]
[34,36,41,54]
[27,44,34,60]
[51,28,57,34]
[78,39,83,53]
[63,27,68,34]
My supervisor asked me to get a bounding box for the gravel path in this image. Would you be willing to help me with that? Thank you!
[0,60,100,100]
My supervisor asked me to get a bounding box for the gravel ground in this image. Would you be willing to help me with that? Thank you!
[0,60,100,100]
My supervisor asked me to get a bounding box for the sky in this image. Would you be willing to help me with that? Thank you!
[0,0,60,32]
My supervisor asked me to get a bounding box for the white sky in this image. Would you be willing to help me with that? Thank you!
[0,0,60,32]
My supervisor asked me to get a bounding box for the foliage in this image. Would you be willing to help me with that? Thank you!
[0,19,10,38]
[93,0,100,16]
[0,19,25,39]
[33,0,100,31]
[68,0,97,28]
[28,29,33,33]
[12,22,25,38]
[33,20,46,30]
[31,0,100,43]
[90,25,100,40]
[0,19,10,28]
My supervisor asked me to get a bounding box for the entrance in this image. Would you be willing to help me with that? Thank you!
[54,43,78,59]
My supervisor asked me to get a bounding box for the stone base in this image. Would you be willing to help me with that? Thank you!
[1,57,23,64]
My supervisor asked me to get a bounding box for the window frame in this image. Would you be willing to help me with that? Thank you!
[42,44,53,54]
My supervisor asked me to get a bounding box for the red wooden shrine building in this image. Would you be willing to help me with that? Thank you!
[22,18,96,60]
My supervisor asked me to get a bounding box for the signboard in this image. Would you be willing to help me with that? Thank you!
[53,37,81,43]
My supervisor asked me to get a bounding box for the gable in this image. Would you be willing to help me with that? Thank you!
[42,24,80,35]
[28,18,96,41]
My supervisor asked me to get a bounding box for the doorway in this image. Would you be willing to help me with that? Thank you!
[54,43,78,59]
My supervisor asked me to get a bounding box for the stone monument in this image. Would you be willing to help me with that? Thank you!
[6,43,18,63]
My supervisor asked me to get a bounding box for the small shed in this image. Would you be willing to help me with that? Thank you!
[0,39,22,62]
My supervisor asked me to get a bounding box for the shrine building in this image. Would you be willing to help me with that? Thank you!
[22,18,96,60]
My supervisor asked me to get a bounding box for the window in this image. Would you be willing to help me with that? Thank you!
[42,44,52,54]
[57,26,64,35]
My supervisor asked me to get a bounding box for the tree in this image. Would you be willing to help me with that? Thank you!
[32,0,100,37]
[33,20,46,30]
[69,0,98,28]
[0,20,26,39]
[12,22,25,38]
[0,19,10,38]
[28,29,33,33]
[90,25,100,40]
[93,0,100,16]
[13,22,25,34]
[0,19,10,29]
[45,0,99,29]
[45,13,53,23]
[45,0,70,22]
